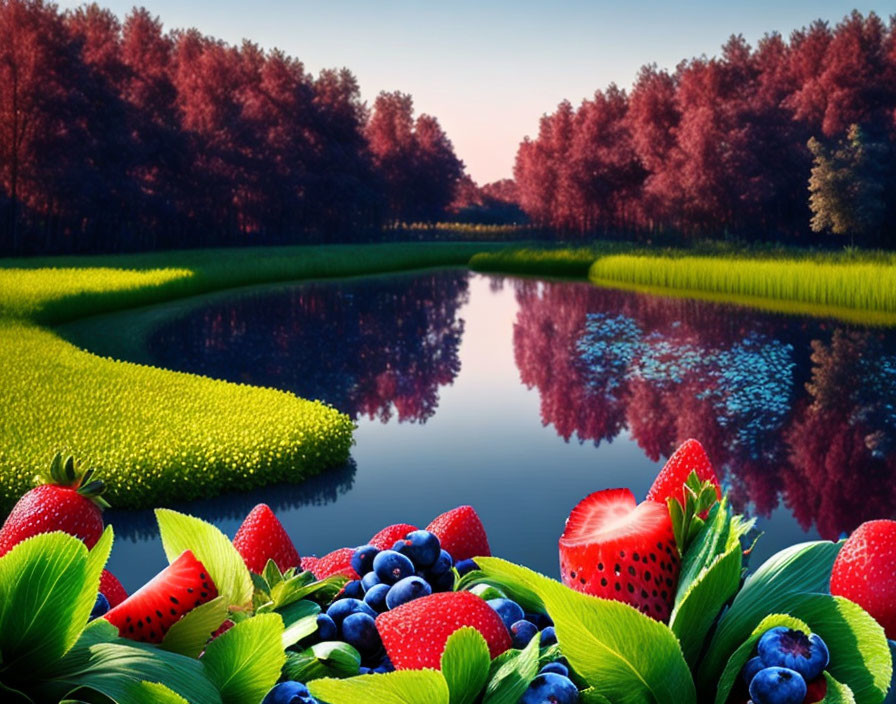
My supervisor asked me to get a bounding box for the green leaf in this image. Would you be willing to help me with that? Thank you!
[264,574,346,612]
[161,596,229,658]
[476,557,696,704]
[482,634,541,704]
[441,628,491,704]
[456,572,544,614]
[670,502,751,666]
[125,681,191,703]
[823,672,857,704]
[713,614,812,704]
[699,540,841,689]
[278,599,321,648]
[156,509,254,609]
[201,612,285,704]
[309,670,450,704]
[0,532,104,681]
[283,641,361,682]
[580,688,614,704]
[39,631,222,704]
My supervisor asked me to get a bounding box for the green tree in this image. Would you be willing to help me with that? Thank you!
[808,124,887,244]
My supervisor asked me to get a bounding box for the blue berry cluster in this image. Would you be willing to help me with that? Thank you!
[261,681,318,704]
[741,627,830,704]
[89,593,110,621]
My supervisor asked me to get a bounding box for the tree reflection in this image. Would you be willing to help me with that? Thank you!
[148,271,469,423]
[512,280,896,538]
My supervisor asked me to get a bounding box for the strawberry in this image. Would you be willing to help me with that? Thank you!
[100,569,128,608]
[376,591,511,669]
[646,438,722,508]
[426,506,491,561]
[0,453,108,556]
[830,519,896,638]
[232,504,300,574]
[804,676,828,703]
[304,548,358,580]
[369,523,418,550]
[559,488,680,622]
[300,556,320,575]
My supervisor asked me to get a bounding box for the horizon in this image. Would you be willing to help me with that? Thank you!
[53,0,890,183]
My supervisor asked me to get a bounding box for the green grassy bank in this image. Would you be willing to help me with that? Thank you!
[471,244,896,325]
[0,242,503,508]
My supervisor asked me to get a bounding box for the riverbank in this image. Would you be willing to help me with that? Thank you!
[0,242,505,509]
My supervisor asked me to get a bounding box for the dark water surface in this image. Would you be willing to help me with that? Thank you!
[102,271,896,590]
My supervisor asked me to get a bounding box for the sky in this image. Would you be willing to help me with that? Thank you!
[57,0,886,184]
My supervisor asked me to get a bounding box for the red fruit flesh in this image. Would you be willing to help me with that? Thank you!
[559,488,680,621]
[804,676,828,703]
[232,504,300,574]
[307,548,358,580]
[426,506,491,561]
[646,438,722,508]
[831,519,896,638]
[103,550,218,643]
[369,523,418,550]
[0,485,104,556]
[100,569,128,607]
[377,591,511,670]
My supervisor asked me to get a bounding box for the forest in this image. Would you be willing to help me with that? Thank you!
[2,3,896,254]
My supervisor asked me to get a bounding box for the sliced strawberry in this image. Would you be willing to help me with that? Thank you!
[305,548,358,580]
[559,488,680,621]
[100,569,128,608]
[831,519,896,638]
[103,550,217,643]
[232,504,300,574]
[369,523,418,550]
[646,438,722,508]
[376,591,511,669]
[426,506,491,562]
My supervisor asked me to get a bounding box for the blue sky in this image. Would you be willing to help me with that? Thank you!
[57,1,886,183]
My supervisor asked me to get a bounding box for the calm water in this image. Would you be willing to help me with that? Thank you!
[98,271,896,590]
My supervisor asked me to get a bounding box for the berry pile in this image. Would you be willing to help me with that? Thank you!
[740,627,830,704]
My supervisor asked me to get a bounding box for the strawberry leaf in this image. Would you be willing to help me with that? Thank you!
[161,597,229,659]
[441,627,491,704]
[278,599,321,649]
[482,633,540,704]
[821,672,857,704]
[309,670,450,704]
[284,641,361,682]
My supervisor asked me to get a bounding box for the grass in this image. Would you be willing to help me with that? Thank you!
[471,243,896,325]
[0,242,505,509]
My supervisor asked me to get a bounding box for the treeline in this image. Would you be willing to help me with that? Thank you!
[0,0,464,255]
[514,11,896,244]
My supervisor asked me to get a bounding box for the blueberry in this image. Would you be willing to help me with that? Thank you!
[510,619,538,649]
[352,545,380,576]
[363,583,391,613]
[428,549,454,577]
[527,612,553,629]
[540,626,557,646]
[361,571,381,592]
[373,550,416,585]
[757,627,830,680]
[90,593,110,620]
[341,580,365,600]
[539,661,569,677]
[428,568,455,592]
[326,598,376,626]
[393,530,441,568]
[487,598,525,632]
[742,656,765,686]
[455,558,479,576]
[373,654,395,673]
[315,613,338,641]
[519,672,579,704]
[261,681,317,704]
[749,666,807,704]
[386,576,432,610]
[358,665,373,675]
[342,612,382,655]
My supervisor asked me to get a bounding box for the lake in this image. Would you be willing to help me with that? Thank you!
[79,270,896,590]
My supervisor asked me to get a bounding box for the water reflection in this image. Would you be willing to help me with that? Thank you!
[512,280,896,540]
[148,272,469,423]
